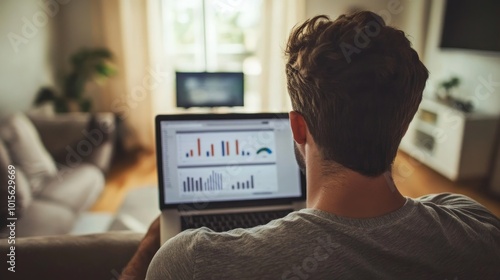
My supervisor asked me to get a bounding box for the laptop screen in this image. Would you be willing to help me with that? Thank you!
[156,113,305,209]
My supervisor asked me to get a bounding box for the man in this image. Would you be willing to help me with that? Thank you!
[122,12,500,279]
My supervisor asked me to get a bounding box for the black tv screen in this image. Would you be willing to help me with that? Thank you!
[440,0,500,52]
[176,72,244,108]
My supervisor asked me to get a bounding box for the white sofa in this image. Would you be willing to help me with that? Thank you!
[0,112,116,237]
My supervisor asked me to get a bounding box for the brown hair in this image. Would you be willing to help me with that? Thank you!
[285,12,428,176]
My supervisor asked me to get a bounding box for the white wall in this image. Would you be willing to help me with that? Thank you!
[0,0,56,115]
[52,0,95,73]
[51,0,106,111]
[0,0,103,116]
[423,0,500,115]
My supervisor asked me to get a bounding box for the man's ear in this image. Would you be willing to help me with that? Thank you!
[289,111,307,145]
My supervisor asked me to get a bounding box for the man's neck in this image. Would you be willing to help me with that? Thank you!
[306,162,406,218]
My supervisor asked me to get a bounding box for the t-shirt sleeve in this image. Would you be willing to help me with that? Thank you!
[146,229,199,280]
[417,192,500,229]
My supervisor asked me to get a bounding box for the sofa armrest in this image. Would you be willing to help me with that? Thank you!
[28,113,116,173]
[0,231,143,280]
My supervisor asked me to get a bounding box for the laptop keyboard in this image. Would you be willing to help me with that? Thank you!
[181,209,293,232]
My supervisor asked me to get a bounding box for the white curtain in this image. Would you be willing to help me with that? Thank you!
[258,0,306,112]
[89,0,165,152]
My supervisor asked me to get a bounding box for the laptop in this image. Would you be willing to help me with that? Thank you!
[155,113,306,244]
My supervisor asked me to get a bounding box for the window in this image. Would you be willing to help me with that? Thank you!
[162,0,262,74]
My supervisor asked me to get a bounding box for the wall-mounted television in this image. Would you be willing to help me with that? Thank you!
[440,0,500,52]
[176,72,244,108]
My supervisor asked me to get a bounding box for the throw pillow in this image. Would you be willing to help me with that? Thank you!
[0,137,33,233]
[0,113,57,194]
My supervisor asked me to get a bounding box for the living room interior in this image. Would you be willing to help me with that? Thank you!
[1,0,500,277]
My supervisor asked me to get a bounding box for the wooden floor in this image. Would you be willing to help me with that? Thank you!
[91,150,500,218]
[90,150,158,213]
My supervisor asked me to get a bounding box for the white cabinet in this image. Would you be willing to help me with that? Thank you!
[400,98,499,181]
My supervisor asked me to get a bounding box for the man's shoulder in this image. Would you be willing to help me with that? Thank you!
[417,192,486,206]
[414,193,500,231]
[148,216,308,279]
[416,193,494,214]
[162,211,314,251]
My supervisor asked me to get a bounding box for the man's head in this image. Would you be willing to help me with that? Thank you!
[286,12,428,177]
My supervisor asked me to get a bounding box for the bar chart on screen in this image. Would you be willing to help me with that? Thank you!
[177,165,278,195]
[176,130,276,166]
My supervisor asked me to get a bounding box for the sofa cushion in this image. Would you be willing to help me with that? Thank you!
[0,113,57,194]
[0,138,32,226]
[14,200,75,237]
[38,163,104,213]
[28,113,116,172]
[27,113,91,163]
[0,231,142,280]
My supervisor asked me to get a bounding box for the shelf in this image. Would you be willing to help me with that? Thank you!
[400,97,499,181]
[413,119,437,136]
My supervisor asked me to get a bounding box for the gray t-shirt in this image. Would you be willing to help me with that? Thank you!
[146,193,500,279]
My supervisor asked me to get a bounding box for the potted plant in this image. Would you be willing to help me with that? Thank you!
[436,76,473,112]
[437,76,460,102]
[34,48,116,113]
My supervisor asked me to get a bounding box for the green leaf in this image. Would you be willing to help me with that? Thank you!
[60,47,116,112]
[34,87,57,105]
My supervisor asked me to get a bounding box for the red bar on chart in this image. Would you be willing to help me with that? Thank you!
[226,141,230,156]
[197,138,201,156]
[190,150,193,157]
[236,140,239,155]
[211,144,214,156]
